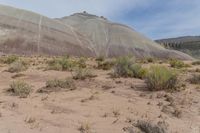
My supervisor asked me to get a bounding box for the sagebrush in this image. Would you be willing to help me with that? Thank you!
[146,66,178,91]
[8,81,31,98]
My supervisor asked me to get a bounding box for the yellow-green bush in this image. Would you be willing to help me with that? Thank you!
[47,56,75,71]
[0,55,19,64]
[192,61,200,65]
[170,59,188,69]
[130,64,148,79]
[73,68,96,80]
[7,60,28,73]
[76,58,87,68]
[113,56,135,77]
[38,78,76,93]
[146,66,178,91]
[47,78,76,89]
[112,56,147,78]
[97,60,116,70]
[8,81,31,98]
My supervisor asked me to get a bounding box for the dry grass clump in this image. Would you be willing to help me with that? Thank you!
[192,60,200,65]
[76,57,87,68]
[97,59,116,70]
[38,78,76,93]
[169,59,189,69]
[7,60,28,73]
[78,122,91,133]
[136,120,167,133]
[189,74,200,84]
[95,56,105,62]
[112,56,147,79]
[146,66,178,91]
[47,56,75,71]
[73,68,96,80]
[0,55,19,64]
[138,57,156,64]
[8,81,32,98]
[195,68,200,73]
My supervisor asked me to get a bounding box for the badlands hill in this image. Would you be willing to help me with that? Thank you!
[0,4,193,60]
[156,36,200,58]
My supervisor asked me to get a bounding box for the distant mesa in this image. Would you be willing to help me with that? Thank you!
[0,4,193,60]
[156,36,200,59]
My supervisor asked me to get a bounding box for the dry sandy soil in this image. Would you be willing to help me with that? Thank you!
[0,56,199,133]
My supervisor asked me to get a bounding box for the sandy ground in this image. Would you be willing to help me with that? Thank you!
[0,57,199,133]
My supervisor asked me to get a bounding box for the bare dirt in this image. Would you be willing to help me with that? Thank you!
[0,57,199,133]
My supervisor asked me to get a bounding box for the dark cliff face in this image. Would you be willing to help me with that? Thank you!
[156,36,200,59]
[0,4,193,60]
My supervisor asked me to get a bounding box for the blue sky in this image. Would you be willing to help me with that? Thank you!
[0,0,199,39]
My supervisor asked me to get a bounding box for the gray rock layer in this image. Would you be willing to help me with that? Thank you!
[0,5,193,60]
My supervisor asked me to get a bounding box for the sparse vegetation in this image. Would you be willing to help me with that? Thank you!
[112,56,135,77]
[112,109,120,117]
[195,68,200,73]
[47,56,75,71]
[112,56,147,78]
[76,57,87,68]
[192,60,200,65]
[146,66,178,91]
[136,120,167,133]
[7,60,28,73]
[131,64,148,79]
[73,68,96,80]
[97,59,116,70]
[38,78,76,93]
[78,122,91,133]
[146,57,155,63]
[0,55,19,64]
[138,57,155,64]
[189,74,200,84]
[95,56,105,62]
[169,59,189,69]
[8,81,32,98]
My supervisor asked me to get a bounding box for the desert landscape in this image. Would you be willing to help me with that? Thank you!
[0,55,199,133]
[0,1,199,133]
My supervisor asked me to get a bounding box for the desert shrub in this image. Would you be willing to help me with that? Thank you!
[78,122,91,133]
[47,56,75,71]
[192,61,200,65]
[137,57,156,64]
[95,56,105,62]
[130,64,148,79]
[8,81,31,98]
[146,57,155,63]
[112,56,146,78]
[113,56,135,77]
[97,59,116,70]
[73,68,96,80]
[76,58,87,68]
[189,74,200,84]
[38,78,76,93]
[46,78,75,89]
[0,55,19,64]
[7,60,28,73]
[146,66,178,91]
[47,59,62,71]
[195,68,200,73]
[169,59,188,69]
[136,120,167,133]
